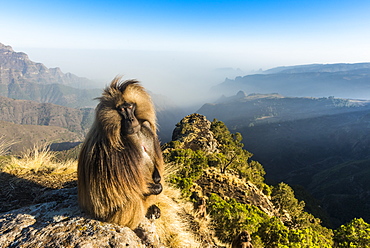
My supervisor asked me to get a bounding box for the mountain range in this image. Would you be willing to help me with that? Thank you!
[0,43,184,151]
[0,43,103,108]
[212,63,370,100]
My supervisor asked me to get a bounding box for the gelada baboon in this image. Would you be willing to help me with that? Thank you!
[231,230,254,248]
[78,76,164,229]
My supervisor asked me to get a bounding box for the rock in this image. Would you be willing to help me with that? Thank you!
[168,113,219,153]
[0,187,163,247]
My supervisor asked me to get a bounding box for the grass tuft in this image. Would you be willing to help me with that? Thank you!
[0,135,17,156]
[2,143,77,175]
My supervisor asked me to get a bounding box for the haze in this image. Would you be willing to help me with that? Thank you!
[1,0,370,105]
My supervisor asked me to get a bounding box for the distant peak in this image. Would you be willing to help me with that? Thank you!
[0,42,14,51]
[236,90,247,98]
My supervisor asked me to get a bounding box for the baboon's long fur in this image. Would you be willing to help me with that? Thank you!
[78,76,164,229]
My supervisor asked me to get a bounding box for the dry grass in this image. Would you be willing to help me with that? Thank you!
[0,142,78,213]
[0,142,77,191]
[0,135,17,156]
[2,143,77,175]
[154,163,225,247]
[155,186,202,248]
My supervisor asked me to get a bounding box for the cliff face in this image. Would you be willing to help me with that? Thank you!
[0,120,82,153]
[0,43,101,108]
[0,96,94,153]
[0,43,94,87]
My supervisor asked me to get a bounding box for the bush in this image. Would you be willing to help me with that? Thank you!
[165,149,208,196]
[334,218,370,247]
[208,193,267,243]
[257,217,290,247]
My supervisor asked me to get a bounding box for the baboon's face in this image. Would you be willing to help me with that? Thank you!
[117,101,140,135]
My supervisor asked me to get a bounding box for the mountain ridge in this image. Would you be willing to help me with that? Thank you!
[199,92,370,128]
[0,42,102,108]
[0,43,95,88]
[212,62,370,99]
[0,95,93,134]
[263,62,370,74]
[0,95,93,152]
[0,120,82,153]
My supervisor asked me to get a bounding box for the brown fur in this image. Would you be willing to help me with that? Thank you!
[231,231,254,248]
[78,76,164,229]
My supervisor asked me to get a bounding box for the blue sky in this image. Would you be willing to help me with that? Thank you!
[1,0,370,103]
[3,0,369,51]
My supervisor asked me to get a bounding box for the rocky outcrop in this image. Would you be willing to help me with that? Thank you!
[169,113,219,153]
[0,188,163,248]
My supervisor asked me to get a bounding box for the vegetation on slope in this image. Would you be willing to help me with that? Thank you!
[164,114,370,247]
[198,93,370,228]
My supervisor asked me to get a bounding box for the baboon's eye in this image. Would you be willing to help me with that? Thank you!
[117,102,135,112]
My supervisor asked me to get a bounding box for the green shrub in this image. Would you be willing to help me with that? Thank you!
[165,148,208,196]
[208,193,267,243]
[334,218,370,247]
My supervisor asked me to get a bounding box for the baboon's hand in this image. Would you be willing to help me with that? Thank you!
[145,182,162,196]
